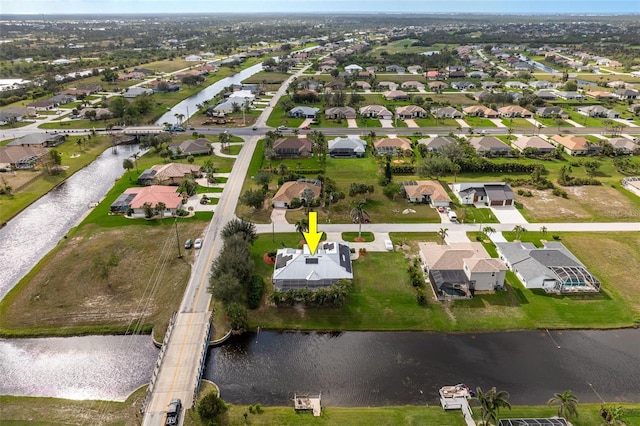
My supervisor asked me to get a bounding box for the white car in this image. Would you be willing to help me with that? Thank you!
[194,238,203,249]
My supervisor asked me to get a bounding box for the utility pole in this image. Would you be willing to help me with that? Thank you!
[175,219,182,258]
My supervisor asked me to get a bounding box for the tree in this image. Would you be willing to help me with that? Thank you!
[142,202,154,218]
[178,178,197,197]
[241,188,265,210]
[476,386,512,426]
[197,390,228,424]
[254,171,272,192]
[540,226,548,237]
[301,187,315,212]
[417,156,454,180]
[219,131,232,152]
[350,201,370,239]
[226,302,248,331]
[437,227,448,245]
[600,404,627,425]
[221,218,257,244]
[131,151,140,173]
[155,202,166,219]
[209,271,244,304]
[295,218,309,237]
[482,226,496,239]
[548,389,579,420]
[513,225,527,241]
[212,235,254,285]
[122,158,134,181]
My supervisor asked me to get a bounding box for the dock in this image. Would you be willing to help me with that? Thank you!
[294,393,322,417]
[440,384,475,426]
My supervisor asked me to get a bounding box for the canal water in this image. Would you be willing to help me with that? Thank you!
[205,329,640,406]
[0,335,159,401]
[0,144,140,299]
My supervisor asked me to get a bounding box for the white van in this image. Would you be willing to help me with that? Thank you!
[448,211,458,222]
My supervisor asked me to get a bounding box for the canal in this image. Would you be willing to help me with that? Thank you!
[205,329,640,406]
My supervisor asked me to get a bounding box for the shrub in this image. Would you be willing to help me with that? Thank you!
[197,390,228,423]
[247,275,264,309]
[416,288,428,306]
[552,187,568,198]
[552,235,561,240]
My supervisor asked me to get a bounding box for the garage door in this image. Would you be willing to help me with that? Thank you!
[490,200,503,206]
[505,199,513,205]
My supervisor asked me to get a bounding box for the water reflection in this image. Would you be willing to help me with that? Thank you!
[0,335,158,401]
[205,330,640,406]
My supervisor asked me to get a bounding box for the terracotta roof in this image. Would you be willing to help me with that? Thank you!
[125,185,182,209]
[404,180,451,202]
[374,137,412,151]
[550,135,591,151]
[272,181,321,204]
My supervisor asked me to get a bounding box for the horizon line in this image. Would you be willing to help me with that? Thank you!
[2,12,639,17]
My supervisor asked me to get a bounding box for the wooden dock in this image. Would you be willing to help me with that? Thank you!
[294,393,321,417]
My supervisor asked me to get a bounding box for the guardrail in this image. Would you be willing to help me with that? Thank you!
[140,311,178,414]
[192,311,213,407]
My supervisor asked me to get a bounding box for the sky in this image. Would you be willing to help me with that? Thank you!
[1,0,638,15]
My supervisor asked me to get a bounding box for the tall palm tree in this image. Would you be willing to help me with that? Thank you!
[122,158,134,181]
[131,151,140,173]
[437,227,448,245]
[476,386,512,426]
[350,201,370,239]
[295,218,309,238]
[482,226,496,239]
[548,389,579,419]
[513,225,527,241]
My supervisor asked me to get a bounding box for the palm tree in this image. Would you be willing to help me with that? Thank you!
[548,390,579,419]
[437,227,448,245]
[476,386,512,426]
[350,201,370,239]
[600,404,627,425]
[540,226,548,237]
[155,202,167,219]
[131,151,140,173]
[295,218,309,238]
[122,158,134,181]
[513,225,527,241]
[482,226,496,239]
[219,131,231,152]
[277,163,289,177]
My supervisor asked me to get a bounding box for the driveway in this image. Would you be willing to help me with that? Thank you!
[379,119,394,128]
[347,119,358,128]
[404,119,419,128]
[490,205,528,224]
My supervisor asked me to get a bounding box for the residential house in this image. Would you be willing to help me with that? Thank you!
[400,81,425,90]
[448,66,466,78]
[586,90,616,100]
[184,54,203,62]
[396,105,427,119]
[468,71,488,79]
[118,71,146,81]
[0,145,47,169]
[428,81,449,91]
[536,107,568,118]
[425,70,444,80]
[468,136,511,156]
[136,163,201,186]
[123,87,153,98]
[496,241,601,293]
[272,241,353,291]
[7,133,65,147]
[49,94,77,104]
[169,138,212,157]
[529,80,550,89]
[498,105,533,118]
[607,137,637,154]
[377,81,398,90]
[325,106,356,120]
[328,137,367,158]
[451,81,476,91]
[550,134,600,156]
[615,89,639,100]
[272,137,313,158]
[383,90,409,101]
[402,180,451,207]
[576,105,619,119]
[511,61,533,71]
[418,136,457,152]
[463,105,499,118]
[289,106,320,119]
[81,107,111,120]
[419,241,507,299]
[353,81,371,90]
[407,65,423,74]
[210,99,244,114]
[556,91,584,100]
[385,65,406,73]
[511,136,555,154]
[344,64,364,74]
[0,110,24,126]
[27,99,57,111]
[113,185,183,217]
[272,179,322,209]
[451,182,515,206]
[373,137,412,155]
[359,105,393,120]
[481,81,500,90]
[147,80,180,93]
[505,81,529,89]
[433,107,462,119]
[535,90,558,100]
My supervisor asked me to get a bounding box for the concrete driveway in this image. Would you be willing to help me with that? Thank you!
[490,205,528,224]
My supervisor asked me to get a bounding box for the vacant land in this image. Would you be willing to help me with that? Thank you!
[0,216,209,337]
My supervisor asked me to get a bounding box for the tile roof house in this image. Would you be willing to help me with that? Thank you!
[344,64,364,74]
[463,105,499,118]
[272,242,353,291]
[7,133,65,147]
[535,90,558,100]
[272,179,322,209]
[123,87,153,98]
[325,106,356,120]
[113,185,183,217]
[353,81,372,90]
[428,81,449,90]
[451,81,476,91]
[511,136,555,154]
[169,138,212,157]
[419,241,507,299]
[614,89,639,100]
[396,105,427,119]
[496,241,601,293]
[425,70,444,80]
[497,105,533,118]
[468,136,511,156]
[385,65,406,73]
[383,90,409,101]
[549,134,599,156]
[400,80,425,90]
[137,163,201,186]
[359,105,393,119]
[402,180,451,207]
[272,137,313,158]
[373,137,412,154]
[536,107,568,118]
[451,182,515,206]
[433,107,462,119]
[328,137,367,157]
[576,105,619,119]
[0,145,47,169]
[607,137,638,154]
[418,136,457,152]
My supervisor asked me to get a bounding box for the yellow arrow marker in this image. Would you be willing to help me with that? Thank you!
[303,211,323,255]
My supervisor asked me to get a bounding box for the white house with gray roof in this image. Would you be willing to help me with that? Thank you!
[328,137,367,158]
[289,106,320,118]
[451,182,515,206]
[495,242,601,293]
[273,242,353,291]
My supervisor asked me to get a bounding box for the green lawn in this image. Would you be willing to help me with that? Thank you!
[413,117,459,127]
[462,116,497,127]
[537,117,573,127]
[501,118,534,127]
[341,232,375,242]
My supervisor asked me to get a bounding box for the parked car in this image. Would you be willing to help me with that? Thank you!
[184,239,193,249]
[302,125,311,130]
[277,125,288,131]
[194,238,203,249]
[165,398,182,426]
[437,206,445,213]
[252,125,258,130]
